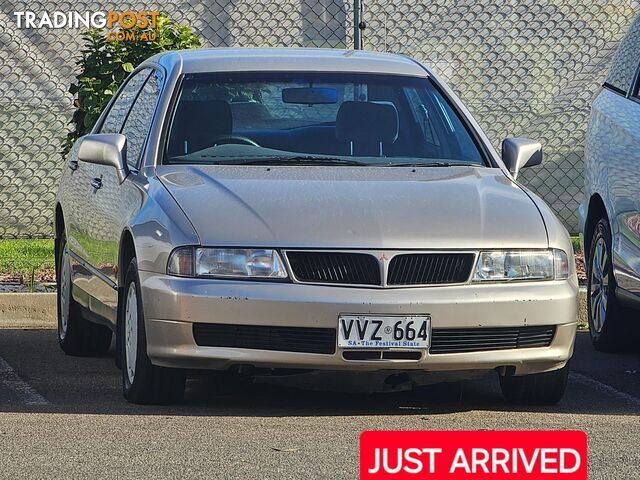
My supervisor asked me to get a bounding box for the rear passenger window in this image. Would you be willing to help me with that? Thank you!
[121,70,164,167]
[606,14,640,95]
[100,69,151,134]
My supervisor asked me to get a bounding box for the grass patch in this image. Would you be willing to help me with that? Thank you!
[0,239,55,278]
[571,235,581,254]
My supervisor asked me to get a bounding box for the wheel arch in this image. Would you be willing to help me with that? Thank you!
[115,228,137,369]
[118,229,137,288]
[54,203,65,270]
[585,194,608,265]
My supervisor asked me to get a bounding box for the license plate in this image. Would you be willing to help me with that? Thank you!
[338,315,431,349]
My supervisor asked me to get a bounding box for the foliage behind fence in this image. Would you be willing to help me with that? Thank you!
[0,1,638,236]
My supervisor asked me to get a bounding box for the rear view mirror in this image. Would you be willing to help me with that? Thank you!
[282,87,338,105]
[502,137,543,180]
[78,133,129,183]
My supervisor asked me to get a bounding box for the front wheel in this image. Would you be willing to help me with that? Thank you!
[121,258,186,405]
[499,363,569,405]
[587,217,635,352]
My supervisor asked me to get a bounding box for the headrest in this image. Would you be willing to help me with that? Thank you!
[336,101,399,143]
[169,100,233,155]
[172,99,232,136]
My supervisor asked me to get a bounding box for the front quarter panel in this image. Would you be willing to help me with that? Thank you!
[581,90,611,237]
[129,173,199,275]
[525,188,578,284]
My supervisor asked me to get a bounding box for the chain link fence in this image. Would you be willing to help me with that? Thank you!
[1,1,638,237]
[361,1,640,232]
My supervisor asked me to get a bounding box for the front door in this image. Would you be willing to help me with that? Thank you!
[72,68,153,323]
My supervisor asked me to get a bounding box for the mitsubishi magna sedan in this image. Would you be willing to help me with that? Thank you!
[55,48,578,405]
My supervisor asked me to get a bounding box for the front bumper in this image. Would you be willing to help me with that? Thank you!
[139,271,579,376]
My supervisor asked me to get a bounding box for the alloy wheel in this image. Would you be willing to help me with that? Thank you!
[590,236,609,333]
[124,283,138,384]
[59,244,71,340]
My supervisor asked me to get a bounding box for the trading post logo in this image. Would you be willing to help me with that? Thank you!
[13,11,160,41]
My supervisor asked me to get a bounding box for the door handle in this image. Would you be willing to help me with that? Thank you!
[68,159,78,171]
[90,177,102,190]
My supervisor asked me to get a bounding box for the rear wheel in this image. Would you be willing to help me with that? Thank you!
[587,217,635,351]
[57,232,112,356]
[499,363,569,405]
[121,258,186,405]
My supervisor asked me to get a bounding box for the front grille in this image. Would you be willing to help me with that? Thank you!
[193,323,336,354]
[286,251,380,285]
[387,253,475,285]
[429,326,556,354]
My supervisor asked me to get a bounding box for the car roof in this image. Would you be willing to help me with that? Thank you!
[149,48,430,77]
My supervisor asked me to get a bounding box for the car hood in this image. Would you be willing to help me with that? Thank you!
[156,165,548,249]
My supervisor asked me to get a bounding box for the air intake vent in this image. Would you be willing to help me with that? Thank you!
[193,323,336,354]
[286,251,381,286]
[430,326,556,354]
[193,324,556,356]
[387,253,475,285]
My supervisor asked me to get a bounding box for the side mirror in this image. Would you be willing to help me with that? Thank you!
[78,133,129,183]
[501,137,543,180]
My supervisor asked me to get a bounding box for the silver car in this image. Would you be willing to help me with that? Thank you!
[55,48,578,405]
[580,14,640,352]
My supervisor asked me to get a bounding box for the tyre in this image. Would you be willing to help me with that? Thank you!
[499,363,569,405]
[121,257,186,405]
[587,217,635,352]
[57,232,112,356]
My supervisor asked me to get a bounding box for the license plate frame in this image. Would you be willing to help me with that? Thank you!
[337,315,431,349]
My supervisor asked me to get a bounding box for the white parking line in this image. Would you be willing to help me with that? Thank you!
[0,356,49,406]
[570,372,640,407]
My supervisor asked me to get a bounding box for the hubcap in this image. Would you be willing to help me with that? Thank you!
[59,244,70,340]
[124,283,138,384]
[590,236,609,333]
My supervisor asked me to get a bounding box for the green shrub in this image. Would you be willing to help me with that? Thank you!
[62,14,201,156]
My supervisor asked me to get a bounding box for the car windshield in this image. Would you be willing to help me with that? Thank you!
[165,72,486,167]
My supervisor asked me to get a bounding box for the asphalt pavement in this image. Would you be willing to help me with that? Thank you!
[0,326,638,479]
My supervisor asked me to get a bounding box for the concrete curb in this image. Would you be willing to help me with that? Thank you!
[578,287,587,326]
[0,290,588,329]
[0,293,56,328]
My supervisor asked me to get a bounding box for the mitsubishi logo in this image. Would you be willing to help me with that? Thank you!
[379,253,389,262]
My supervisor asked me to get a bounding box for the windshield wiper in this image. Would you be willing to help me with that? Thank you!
[217,156,371,166]
[382,161,482,167]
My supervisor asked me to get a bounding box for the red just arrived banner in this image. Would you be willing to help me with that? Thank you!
[360,431,588,479]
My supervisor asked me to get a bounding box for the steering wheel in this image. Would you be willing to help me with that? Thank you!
[211,135,260,147]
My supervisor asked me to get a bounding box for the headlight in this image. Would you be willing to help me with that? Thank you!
[167,247,288,279]
[473,249,569,282]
